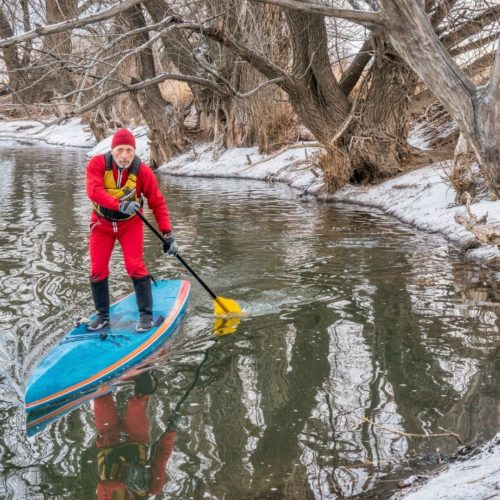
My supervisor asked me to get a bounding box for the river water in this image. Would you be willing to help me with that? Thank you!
[0,145,498,499]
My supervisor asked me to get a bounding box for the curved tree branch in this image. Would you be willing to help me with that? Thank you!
[0,0,149,49]
[338,36,374,95]
[440,5,500,49]
[251,0,384,26]
[65,73,228,118]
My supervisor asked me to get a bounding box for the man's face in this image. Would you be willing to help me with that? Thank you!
[111,145,135,169]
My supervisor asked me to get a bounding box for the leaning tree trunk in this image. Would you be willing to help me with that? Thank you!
[123,6,185,167]
[284,10,351,143]
[475,43,500,194]
[379,0,500,196]
[283,12,429,185]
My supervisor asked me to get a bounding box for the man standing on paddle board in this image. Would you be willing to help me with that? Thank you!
[86,128,178,332]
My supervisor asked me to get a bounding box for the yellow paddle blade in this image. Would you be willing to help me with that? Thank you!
[213,316,241,336]
[214,296,242,317]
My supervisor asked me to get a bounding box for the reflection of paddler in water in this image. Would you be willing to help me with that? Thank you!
[93,370,178,499]
[75,334,222,498]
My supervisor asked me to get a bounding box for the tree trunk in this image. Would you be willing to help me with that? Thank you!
[196,1,293,151]
[347,40,419,181]
[475,43,500,195]
[123,6,185,167]
[0,8,21,99]
[284,10,350,143]
[42,0,78,114]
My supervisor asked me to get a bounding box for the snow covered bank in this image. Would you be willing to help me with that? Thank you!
[330,164,500,263]
[158,142,500,264]
[3,119,499,264]
[391,434,500,500]
[2,119,499,263]
[0,118,95,148]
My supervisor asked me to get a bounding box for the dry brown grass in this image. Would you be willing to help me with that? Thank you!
[442,159,493,204]
[255,100,298,154]
[317,145,352,191]
[443,160,477,203]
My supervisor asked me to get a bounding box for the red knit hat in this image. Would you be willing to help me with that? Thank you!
[111,128,136,149]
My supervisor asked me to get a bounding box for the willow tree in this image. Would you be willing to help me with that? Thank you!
[146,0,294,154]
[243,0,499,193]
[0,0,77,108]
[0,0,497,191]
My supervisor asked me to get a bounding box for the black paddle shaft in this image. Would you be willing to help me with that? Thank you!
[134,210,218,301]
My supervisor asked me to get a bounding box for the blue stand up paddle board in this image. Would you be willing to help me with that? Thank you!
[25,279,190,413]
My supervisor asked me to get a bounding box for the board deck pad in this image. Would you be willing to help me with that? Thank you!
[25,279,190,412]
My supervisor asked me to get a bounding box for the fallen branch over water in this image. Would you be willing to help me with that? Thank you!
[241,141,321,171]
[454,196,500,247]
[359,417,464,444]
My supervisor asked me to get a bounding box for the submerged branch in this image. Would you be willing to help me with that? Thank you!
[359,417,464,444]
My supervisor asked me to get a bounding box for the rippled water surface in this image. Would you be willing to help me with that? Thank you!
[0,146,499,499]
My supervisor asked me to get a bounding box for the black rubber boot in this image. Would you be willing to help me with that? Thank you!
[133,276,153,332]
[87,278,110,331]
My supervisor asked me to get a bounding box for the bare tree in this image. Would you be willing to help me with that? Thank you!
[253,0,499,193]
[378,0,499,195]
[0,0,497,194]
[121,5,186,166]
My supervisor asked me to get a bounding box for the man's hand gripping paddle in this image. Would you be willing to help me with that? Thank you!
[134,210,243,331]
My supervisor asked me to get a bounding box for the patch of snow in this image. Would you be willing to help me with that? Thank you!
[0,118,95,148]
[160,142,324,193]
[408,123,431,150]
[330,164,500,260]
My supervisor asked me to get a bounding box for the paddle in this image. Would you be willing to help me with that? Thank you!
[134,210,242,317]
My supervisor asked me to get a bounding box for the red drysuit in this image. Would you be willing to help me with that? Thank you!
[86,154,172,282]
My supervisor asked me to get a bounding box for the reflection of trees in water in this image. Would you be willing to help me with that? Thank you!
[453,264,500,332]
[248,304,331,498]
[177,228,498,498]
[262,239,498,498]
[427,345,500,456]
[2,168,499,498]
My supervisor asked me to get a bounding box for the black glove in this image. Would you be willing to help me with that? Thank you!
[119,200,140,215]
[163,232,178,256]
